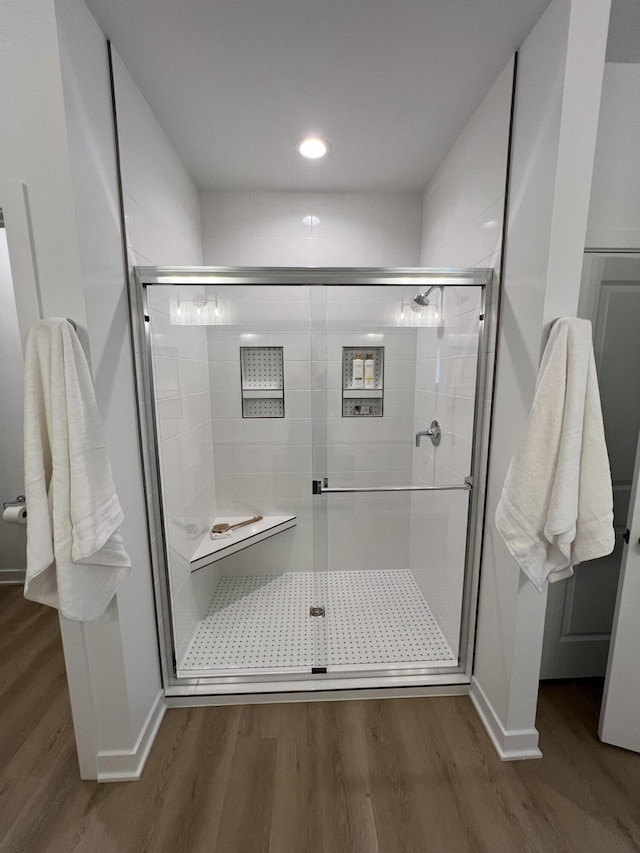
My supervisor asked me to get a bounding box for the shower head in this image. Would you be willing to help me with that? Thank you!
[413,284,443,307]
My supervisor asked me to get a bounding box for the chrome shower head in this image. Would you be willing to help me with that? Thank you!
[413,284,443,307]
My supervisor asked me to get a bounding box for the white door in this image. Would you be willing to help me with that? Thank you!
[0,222,27,583]
[541,254,640,678]
[0,186,42,585]
[599,430,640,751]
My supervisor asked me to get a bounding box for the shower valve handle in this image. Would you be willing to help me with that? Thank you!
[416,420,441,447]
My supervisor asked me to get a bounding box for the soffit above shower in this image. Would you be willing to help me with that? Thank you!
[84,0,552,193]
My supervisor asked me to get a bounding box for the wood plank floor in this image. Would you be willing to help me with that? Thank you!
[2,585,640,852]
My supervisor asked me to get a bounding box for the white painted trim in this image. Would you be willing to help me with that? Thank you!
[59,617,99,780]
[470,677,542,761]
[167,683,470,708]
[0,569,26,585]
[0,182,42,348]
[96,690,166,782]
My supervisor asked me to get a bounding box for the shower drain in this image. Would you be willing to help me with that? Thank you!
[310,606,325,617]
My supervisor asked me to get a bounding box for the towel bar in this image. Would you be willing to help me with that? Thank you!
[312,478,472,495]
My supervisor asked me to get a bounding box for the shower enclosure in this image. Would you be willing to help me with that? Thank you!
[130,268,496,698]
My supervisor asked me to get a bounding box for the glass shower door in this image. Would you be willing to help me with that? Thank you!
[137,268,492,690]
[146,281,327,680]
[311,281,485,676]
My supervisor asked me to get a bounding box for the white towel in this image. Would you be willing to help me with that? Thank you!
[496,317,614,591]
[23,318,131,621]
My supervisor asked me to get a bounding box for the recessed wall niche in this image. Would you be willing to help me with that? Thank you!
[342,346,384,417]
[240,346,285,418]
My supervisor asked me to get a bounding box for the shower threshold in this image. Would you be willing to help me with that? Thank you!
[178,569,458,679]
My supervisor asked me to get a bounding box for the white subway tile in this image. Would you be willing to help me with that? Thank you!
[212,444,234,474]
[178,358,209,395]
[210,390,242,419]
[211,416,312,446]
[382,360,418,390]
[444,432,473,479]
[209,359,241,391]
[284,390,312,419]
[153,356,180,399]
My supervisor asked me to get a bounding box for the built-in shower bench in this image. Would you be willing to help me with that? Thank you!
[189,515,297,572]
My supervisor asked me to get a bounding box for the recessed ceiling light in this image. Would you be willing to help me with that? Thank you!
[297,137,331,159]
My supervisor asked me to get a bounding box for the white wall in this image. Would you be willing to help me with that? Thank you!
[55,0,168,777]
[420,59,515,270]
[0,0,101,778]
[471,0,611,759]
[56,8,205,776]
[576,61,640,338]
[586,63,640,250]
[0,0,86,319]
[0,0,150,778]
[201,191,423,266]
[417,0,611,758]
[416,58,515,656]
[112,52,203,269]
[0,0,204,779]
[545,62,640,679]
[0,229,27,580]
[109,50,206,681]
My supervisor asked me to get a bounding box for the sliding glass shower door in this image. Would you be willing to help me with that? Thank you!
[135,267,492,692]
[310,280,485,675]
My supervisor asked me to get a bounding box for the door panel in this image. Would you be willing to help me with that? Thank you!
[541,255,640,678]
[142,272,490,684]
[313,282,483,673]
[147,282,322,676]
[0,225,27,582]
[599,431,640,752]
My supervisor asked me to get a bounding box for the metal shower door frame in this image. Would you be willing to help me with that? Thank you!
[129,266,496,697]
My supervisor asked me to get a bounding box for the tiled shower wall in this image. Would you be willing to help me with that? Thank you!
[316,288,416,575]
[147,285,216,662]
[196,192,425,610]
[147,177,497,661]
[412,57,513,655]
[204,286,314,602]
[202,286,416,601]
[409,286,482,654]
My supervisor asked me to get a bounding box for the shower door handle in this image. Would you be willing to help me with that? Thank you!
[313,478,472,494]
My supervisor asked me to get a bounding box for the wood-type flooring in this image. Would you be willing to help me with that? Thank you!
[1,585,639,852]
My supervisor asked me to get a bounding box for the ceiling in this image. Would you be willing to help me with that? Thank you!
[82,0,622,194]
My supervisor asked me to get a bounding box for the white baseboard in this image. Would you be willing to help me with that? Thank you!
[0,569,26,585]
[96,690,166,782]
[470,677,542,761]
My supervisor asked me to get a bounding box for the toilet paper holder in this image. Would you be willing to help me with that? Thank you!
[3,495,26,510]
